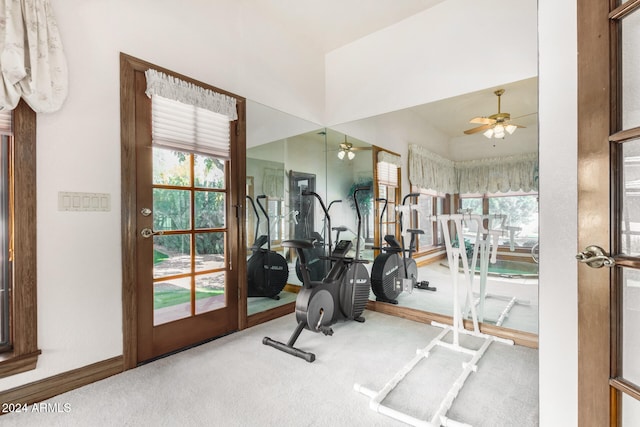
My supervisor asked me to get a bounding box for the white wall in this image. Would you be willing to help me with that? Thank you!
[0,0,326,391]
[538,1,578,425]
[325,0,538,126]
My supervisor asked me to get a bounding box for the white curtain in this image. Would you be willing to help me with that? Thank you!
[145,69,237,120]
[408,144,538,194]
[408,144,457,194]
[263,168,284,198]
[456,152,538,193]
[0,0,68,113]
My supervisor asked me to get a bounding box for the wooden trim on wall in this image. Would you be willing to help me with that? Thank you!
[0,356,123,407]
[0,100,40,379]
[247,302,295,328]
[120,53,139,371]
[366,300,538,348]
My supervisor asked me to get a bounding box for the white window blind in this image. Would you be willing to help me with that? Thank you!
[377,161,398,186]
[151,95,231,159]
[145,69,237,159]
[0,110,11,136]
[377,151,401,186]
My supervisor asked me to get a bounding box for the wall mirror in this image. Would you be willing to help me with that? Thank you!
[334,77,539,340]
[245,101,375,319]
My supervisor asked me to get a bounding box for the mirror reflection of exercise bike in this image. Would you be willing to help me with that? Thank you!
[263,187,371,363]
[370,193,435,304]
[246,195,289,300]
[294,194,342,282]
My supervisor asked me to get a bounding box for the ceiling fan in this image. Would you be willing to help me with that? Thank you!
[336,135,371,160]
[464,89,526,139]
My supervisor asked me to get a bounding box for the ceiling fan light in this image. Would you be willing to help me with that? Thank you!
[337,150,345,160]
[483,129,494,138]
[506,124,517,134]
[494,129,506,139]
[494,124,505,134]
[347,151,355,160]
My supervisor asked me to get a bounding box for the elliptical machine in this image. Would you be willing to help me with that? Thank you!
[263,187,371,363]
[246,195,289,300]
[294,196,342,282]
[370,193,436,304]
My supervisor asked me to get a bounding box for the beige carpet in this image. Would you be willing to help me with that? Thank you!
[2,311,538,426]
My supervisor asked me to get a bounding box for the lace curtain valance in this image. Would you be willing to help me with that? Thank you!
[408,144,457,194]
[408,144,538,194]
[262,168,284,198]
[144,69,237,120]
[0,0,68,113]
[456,152,538,193]
[377,151,402,167]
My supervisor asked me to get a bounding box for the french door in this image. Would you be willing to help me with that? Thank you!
[578,1,640,425]
[120,54,244,365]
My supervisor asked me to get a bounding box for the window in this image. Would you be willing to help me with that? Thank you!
[410,186,447,253]
[0,101,40,377]
[375,148,401,243]
[459,191,539,249]
[0,110,10,352]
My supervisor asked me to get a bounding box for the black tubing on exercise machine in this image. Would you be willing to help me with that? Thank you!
[294,193,342,282]
[246,195,289,300]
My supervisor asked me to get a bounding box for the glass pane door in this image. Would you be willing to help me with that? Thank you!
[152,148,228,326]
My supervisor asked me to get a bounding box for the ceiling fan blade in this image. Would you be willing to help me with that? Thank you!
[351,146,372,151]
[470,116,495,125]
[464,124,492,135]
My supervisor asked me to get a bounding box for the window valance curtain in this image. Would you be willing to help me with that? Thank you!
[145,69,238,159]
[377,151,402,167]
[263,168,284,198]
[144,69,237,120]
[408,144,538,194]
[0,0,68,113]
[455,152,538,193]
[408,144,457,194]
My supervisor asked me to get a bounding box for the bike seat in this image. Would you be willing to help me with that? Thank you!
[332,226,348,232]
[407,229,425,235]
[281,239,314,249]
[384,235,402,248]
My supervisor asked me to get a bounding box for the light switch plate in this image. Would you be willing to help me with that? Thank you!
[58,192,111,212]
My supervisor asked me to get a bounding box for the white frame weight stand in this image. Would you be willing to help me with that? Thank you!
[354,215,513,427]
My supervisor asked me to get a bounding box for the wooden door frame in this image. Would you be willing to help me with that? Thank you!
[577,0,634,424]
[120,53,247,369]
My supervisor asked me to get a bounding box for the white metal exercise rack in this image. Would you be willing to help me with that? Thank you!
[354,214,513,427]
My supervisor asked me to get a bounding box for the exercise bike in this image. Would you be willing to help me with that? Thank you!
[294,195,342,282]
[246,195,289,300]
[262,187,371,363]
[370,193,435,304]
[398,194,436,293]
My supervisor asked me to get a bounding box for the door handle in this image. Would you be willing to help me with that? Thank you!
[576,245,615,268]
[140,228,164,239]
